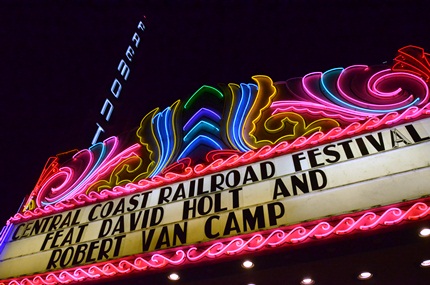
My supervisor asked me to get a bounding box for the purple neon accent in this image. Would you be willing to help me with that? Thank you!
[0,224,13,254]
[178,135,223,160]
[39,137,141,206]
[183,108,222,131]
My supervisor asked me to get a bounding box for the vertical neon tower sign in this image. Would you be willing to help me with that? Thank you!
[92,19,146,145]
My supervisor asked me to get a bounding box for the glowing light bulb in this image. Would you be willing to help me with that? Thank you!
[420,260,430,267]
[357,272,373,280]
[301,278,315,285]
[242,260,254,268]
[168,273,180,281]
[419,228,430,237]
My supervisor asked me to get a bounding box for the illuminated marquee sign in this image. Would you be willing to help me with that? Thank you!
[1,119,430,279]
[1,45,430,284]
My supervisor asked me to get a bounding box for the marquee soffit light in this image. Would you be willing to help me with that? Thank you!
[167,273,180,281]
[419,228,430,237]
[357,271,373,280]
[241,260,254,269]
[300,277,315,285]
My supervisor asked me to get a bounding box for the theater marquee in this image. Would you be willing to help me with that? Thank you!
[1,45,430,284]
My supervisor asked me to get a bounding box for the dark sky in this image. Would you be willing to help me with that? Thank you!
[1,0,429,225]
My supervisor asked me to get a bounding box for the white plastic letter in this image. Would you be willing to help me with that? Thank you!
[111,78,122,98]
[138,21,145,31]
[118,60,130,80]
[100,99,114,121]
[132,33,140,48]
[126,46,134,62]
[91,123,105,145]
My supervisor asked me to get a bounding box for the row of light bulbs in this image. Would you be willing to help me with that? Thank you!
[166,227,430,283]
[420,228,430,268]
[166,260,372,283]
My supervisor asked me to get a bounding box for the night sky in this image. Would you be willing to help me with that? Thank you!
[1,0,429,225]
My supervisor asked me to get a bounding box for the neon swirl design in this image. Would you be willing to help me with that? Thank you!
[36,138,110,205]
[22,152,71,211]
[8,102,430,224]
[85,148,150,194]
[32,137,143,207]
[322,68,420,112]
[295,65,428,115]
[11,45,430,217]
[3,198,430,285]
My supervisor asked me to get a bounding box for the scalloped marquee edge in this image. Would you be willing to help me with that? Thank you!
[8,105,430,225]
[2,197,430,285]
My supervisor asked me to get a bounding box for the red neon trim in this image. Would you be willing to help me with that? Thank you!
[7,105,430,225]
[393,45,430,82]
[2,198,430,285]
